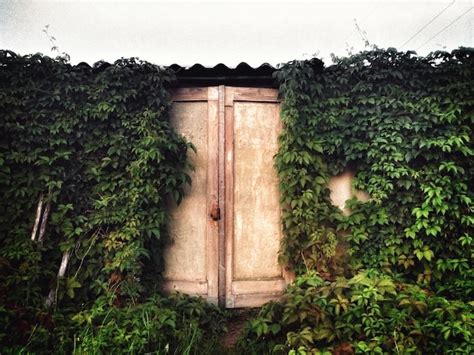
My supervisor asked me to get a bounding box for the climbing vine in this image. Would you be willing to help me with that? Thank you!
[239,47,474,353]
[0,50,190,303]
[275,47,473,295]
[0,51,228,352]
[1,47,473,353]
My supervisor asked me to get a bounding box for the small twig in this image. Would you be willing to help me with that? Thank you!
[74,230,99,279]
[31,194,44,242]
[42,24,70,61]
[21,323,39,351]
[301,251,310,274]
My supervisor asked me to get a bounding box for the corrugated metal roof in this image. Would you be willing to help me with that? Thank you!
[169,62,278,87]
[74,60,324,88]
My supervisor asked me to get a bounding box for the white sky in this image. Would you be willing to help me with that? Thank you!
[0,0,472,67]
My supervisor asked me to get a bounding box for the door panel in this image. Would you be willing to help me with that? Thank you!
[165,102,208,281]
[224,87,293,308]
[233,102,282,280]
[163,88,219,304]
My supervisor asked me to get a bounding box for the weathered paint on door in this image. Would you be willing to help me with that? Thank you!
[164,86,292,308]
[224,87,293,308]
[163,88,219,304]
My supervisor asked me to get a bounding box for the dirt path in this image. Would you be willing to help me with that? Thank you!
[221,309,255,352]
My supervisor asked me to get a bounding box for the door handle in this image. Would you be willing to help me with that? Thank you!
[210,201,220,221]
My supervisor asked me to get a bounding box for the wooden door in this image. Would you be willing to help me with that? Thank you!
[163,87,219,305]
[164,86,293,308]
[223,87,293,308]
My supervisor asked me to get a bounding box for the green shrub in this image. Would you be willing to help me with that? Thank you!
[72,293,227,354]
[0,292,227,354]
[238,271,474,354]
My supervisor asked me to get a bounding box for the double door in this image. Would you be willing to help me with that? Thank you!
[163,86,292,308]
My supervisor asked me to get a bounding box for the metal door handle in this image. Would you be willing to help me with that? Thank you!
[210,201,220,221]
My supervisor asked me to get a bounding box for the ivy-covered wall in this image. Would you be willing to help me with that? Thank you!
[0,51,228,353]
[0,50,191,302]
[0,48,473,353]
[275,48,473,295]
[239,47,473,354]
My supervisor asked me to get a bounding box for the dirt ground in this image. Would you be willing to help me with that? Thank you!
[221,309,256,351]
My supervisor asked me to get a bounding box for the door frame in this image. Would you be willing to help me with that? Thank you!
[168,86,294,308]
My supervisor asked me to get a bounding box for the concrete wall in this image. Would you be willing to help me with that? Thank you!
[328,170,369,215]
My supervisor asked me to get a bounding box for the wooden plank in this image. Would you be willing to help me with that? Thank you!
[164,102,209,283]
[207,87,219,302]
[231,279,286,295]
[232,101,283,280]
[225,86,234,107]
[209,87,219,101]
[162,280,208,295]
[232,87,279,103]
[232,293,284,308]
[218,85,227,307]
[224,95,292,308]
[224,87,235,309]
[170,87,209,102]
[222,86,233,306]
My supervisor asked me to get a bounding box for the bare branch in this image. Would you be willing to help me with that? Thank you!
[31,194,44,242]
[45,250,71,308]
[38,198,51,246]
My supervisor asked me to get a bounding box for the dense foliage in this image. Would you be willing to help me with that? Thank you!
[239,48,474,353]
[71,293,226,354]
[239,272,472,354]
[0,50,226,352]
[1,47,473,353]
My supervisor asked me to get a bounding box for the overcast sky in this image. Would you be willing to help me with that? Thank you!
[0,0,472,67]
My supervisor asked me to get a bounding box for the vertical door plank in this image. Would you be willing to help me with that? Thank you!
[217,85,226,307]
[224,87,235,308]
[206,87,219,303]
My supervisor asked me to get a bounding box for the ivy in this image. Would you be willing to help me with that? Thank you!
[274,47,473,298]
[238,271,474,354]
[0,51,220,351]
[239,47,474,353]
[1,47,473,353]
